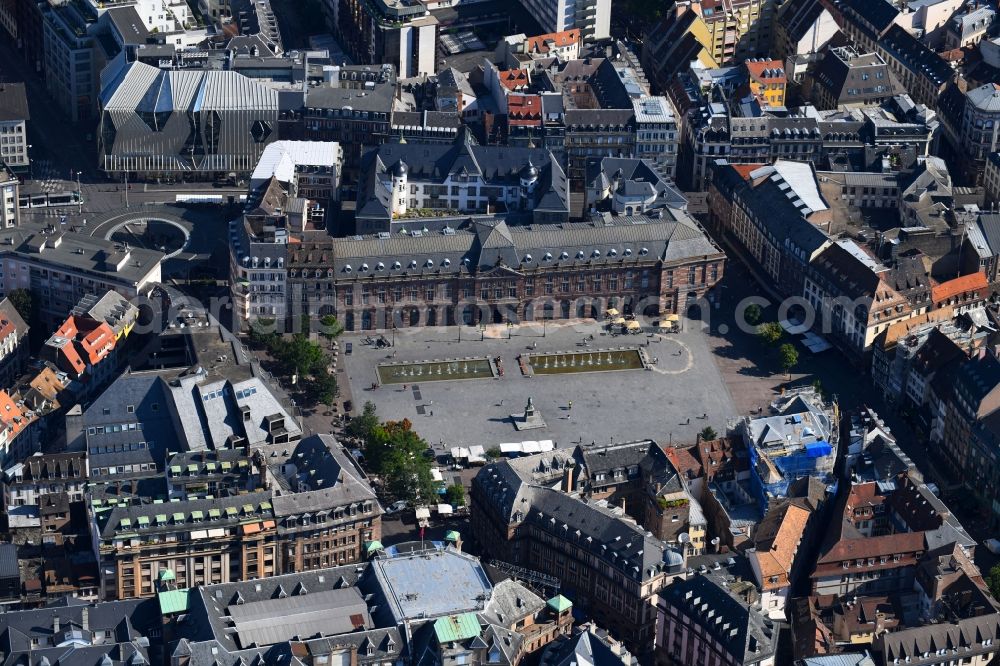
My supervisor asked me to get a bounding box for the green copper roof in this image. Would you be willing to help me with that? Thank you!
[190,510,204,520]
[445,530,461,542]
[364,540,384,555]
[547,595,573,613]
[208,509,221,519]
[158,588,189,615]
[172,512,185,523]
[159,568,176,581]
[433,612,480,643]
[136,516,150,526]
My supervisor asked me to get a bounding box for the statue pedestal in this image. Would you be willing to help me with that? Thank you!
[511,397,546,431]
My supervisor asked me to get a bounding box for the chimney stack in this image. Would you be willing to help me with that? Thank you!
[563,464,574,493]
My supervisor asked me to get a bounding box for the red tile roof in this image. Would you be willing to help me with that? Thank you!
[499,69,530,91]
[931,272,988,304]
[525,29,580,54]
[745,59,786,83]
[0,390,29,440]
[77,321,116,365]
[508,94,541,126]
[0,318,16,341]
[731,163,767,180]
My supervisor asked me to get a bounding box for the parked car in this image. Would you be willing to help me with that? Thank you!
[385,501,408,514]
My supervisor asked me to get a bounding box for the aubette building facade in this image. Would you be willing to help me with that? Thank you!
[287,213,725,331]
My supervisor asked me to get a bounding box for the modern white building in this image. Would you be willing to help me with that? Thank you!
[519,0,611,42]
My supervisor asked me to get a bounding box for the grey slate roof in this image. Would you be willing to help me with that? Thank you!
[586,157,687,210]
[105,6,150,45]
[877,25,952,87]
[177,565,368,650]
[480,579,546,627]
[660,573,777,664]
[777,0,827,44]
[323,211,721,278]
[305,82,395,113]
[474,449,683,582]
[0,597,159,665]
[574,440,685,496]
[0,296,29,341]
[541,629,634,666]
[0,543,17,580]
[0,223,162,287]
[267,434,380,518]
[356,142,569,222]
[878,612,1000,664]
[967,83,1000,112]
[0,83,29,122]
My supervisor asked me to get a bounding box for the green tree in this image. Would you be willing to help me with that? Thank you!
[248,317,279,348]
[486,446,502,461]
[757,322,784,345]
[445,483,466,507]
[779,343,800,375]
[6,288,32,324]
[744,303,763,326]
[987,565,1000,600]
[311,370,339,404]
[699,426,717,441]
[273,334,326,376]
[318,315,344,343]
[351,413,436,504]
[347,401,380,442]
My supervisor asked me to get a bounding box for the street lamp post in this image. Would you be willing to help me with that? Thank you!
[76,171,82,213]
[26,145,32,181]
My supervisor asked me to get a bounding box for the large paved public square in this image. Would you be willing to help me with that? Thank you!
[340,319,740,455]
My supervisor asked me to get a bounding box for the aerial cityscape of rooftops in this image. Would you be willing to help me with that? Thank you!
[6,0,1000,664]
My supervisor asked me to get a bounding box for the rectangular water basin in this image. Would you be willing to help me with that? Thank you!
[528,348,644,375]
[377,358,494,384]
